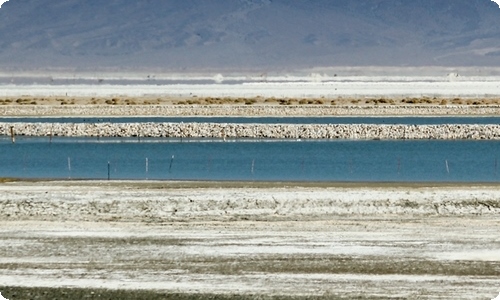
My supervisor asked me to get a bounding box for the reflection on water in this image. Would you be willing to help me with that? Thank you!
[0,137,499,182]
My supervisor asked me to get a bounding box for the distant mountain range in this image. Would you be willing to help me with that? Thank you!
[0,0,499,71]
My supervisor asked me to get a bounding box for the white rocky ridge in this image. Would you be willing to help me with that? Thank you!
[2,122,500,140]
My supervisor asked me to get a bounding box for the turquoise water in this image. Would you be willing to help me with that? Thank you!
[0,137,498,182]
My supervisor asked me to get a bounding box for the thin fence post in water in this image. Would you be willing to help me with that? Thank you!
[445,159,450,174]
[10,126,15,144]
[169,155,174,173]
[67,157,71,179]
[145,158,149,179]
[251,159,255,175]
[107,161,110,180]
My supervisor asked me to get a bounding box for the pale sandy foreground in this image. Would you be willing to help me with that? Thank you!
[0,181,500,299]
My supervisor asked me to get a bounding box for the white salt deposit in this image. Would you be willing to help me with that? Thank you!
[1,81,500,98]
[0,181,499,298]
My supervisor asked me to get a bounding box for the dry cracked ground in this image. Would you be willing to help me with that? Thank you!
[0,181,499,299]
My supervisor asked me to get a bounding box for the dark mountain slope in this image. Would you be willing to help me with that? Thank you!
[0,0,499,70]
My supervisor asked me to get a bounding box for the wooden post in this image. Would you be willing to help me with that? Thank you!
[68,157,71,179]
[10,126,15,143]
[169,155,174,173]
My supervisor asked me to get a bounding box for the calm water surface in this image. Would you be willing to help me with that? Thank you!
[0,137,498,182]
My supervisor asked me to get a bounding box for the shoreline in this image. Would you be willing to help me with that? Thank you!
[2,179,500,188]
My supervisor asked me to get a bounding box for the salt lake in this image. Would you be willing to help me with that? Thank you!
[1,137,498,182]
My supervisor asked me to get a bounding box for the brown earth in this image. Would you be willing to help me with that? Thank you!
[2,96,500,106]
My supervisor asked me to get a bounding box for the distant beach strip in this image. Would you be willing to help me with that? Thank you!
[1,104,500,117]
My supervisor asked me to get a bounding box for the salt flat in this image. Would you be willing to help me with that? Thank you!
[1,77,500,298]
[0,181,499,299]
[1,80,500,98]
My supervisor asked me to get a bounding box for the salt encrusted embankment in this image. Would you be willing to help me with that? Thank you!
[1,105,500,116]
[1,183,499,222]
[1,122,500,139]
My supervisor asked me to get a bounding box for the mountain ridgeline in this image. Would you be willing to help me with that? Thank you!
[0,0,499,70]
